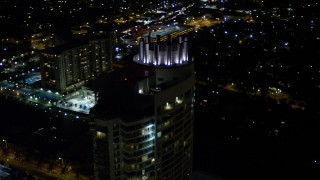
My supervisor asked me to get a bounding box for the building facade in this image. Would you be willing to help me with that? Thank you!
[40,38,113,93]
[91,36,194,180]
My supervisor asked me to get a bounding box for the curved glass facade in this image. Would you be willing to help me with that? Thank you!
[92,36,194,180]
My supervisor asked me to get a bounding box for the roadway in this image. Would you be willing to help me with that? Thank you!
[0,148,89,180]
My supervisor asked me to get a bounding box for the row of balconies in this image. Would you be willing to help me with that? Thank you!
[123,165,156,179]
[126,134,155,144]
[120,120,154,132]
[123,146,154,158]
[120,125,155,139]
[122,152,155,164]
[123,141,154,152]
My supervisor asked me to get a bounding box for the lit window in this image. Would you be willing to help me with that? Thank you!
[164,102,172,110]
[184,141,187,147]
[96,131,106,139]
[175,97,182,104]
[142,128,148,135]
[142,155,148,162]
[157,132,162,138]
[164,121,170,127]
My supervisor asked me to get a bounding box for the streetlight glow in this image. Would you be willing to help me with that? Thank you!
[58,157,64,167]
[2,139,7,149]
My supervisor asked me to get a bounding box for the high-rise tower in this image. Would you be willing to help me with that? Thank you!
[40,37,113,93]
[91,35,194,180]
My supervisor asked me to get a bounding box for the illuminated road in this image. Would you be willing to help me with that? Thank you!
[0,149,89,180]
[187,18,222,29]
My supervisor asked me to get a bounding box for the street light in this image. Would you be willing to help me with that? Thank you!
[58,157,64,167]
[2,139,7,149]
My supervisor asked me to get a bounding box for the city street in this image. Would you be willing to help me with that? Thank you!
[0,146,90,180]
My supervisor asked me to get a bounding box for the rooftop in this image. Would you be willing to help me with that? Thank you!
[57,92,96,114]
[143,25,192,38]
[90,63,156,121]
[40,40,89,55]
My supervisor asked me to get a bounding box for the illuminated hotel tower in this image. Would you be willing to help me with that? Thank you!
[40,38,112,93]
[91,35,194,180]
